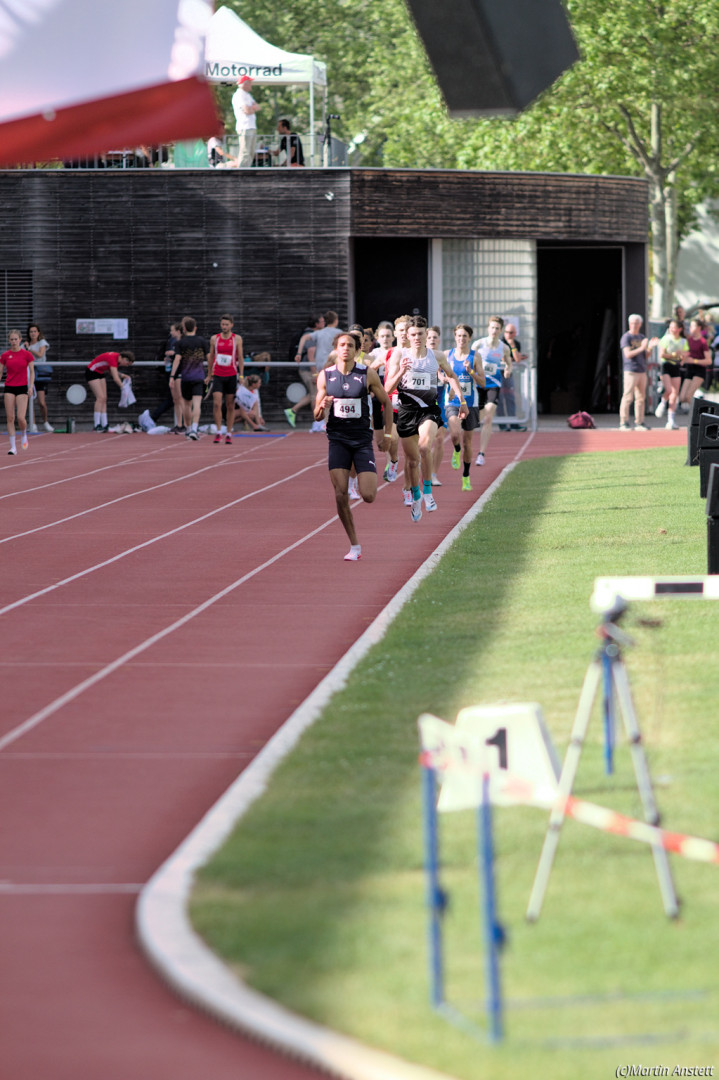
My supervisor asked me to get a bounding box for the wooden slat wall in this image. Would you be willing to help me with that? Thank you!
[349,169,649,242]
[0,166,647,422]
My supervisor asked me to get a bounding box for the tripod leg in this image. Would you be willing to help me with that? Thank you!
[526,660,602,921]
[612,660,680,919]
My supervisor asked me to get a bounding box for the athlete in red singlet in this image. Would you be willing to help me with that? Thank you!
[207,315,244,444]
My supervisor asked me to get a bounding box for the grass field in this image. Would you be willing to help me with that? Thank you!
[191,445,719,1080]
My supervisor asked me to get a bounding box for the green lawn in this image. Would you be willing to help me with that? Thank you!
[191,446,719,1079]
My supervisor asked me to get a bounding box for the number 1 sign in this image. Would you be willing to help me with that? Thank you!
[418,703,561,813]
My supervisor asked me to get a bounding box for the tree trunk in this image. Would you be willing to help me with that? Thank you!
[649,178,670,319]
[665,179,679,310]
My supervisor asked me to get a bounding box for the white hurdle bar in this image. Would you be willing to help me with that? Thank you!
[592,576,719,613]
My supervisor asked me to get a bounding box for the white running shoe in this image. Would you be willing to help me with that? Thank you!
[665,420,679,430]
[423,492,438,511]
[402,488,412,506]
[21,437,29,450]
[431,473,442,486]
[348,481,361,501]
[386,461,398,482]
[655,399,667,419]
[475,452,485,466]
[410,497,422,523]
[344,546,362,561]
[8,447,16,455]
[43,422,54,432]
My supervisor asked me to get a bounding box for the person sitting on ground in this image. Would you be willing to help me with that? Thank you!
[235,374,266,431]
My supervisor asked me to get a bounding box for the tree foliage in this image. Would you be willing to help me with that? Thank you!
[220,0,719,314]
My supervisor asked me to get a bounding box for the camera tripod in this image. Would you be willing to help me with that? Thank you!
[526,600,680,922]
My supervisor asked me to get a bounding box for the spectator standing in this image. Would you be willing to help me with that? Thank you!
[618,314,656,431]
[208,314,244,444]
[170,317,210,440]
[1,330,35,454]
[232,75,259,167]
[139,322,183,432]
[25,323,53,431]
[269,119,305,167]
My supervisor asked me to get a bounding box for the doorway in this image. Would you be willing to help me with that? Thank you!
[537,246,623,414]
[352,238,429,329]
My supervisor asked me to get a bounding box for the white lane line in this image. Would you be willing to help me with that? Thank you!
[0,435,118,473]
[0,443,176,501]
[0,443,269,545]
[0,499,337,753]
[135,465,518,1080]
[0,458,324,618]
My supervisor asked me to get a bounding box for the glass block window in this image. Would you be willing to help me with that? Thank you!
[441,239,536,360]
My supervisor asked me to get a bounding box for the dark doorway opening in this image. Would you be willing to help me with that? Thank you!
[537,246,623,414]
[353,238,429,328]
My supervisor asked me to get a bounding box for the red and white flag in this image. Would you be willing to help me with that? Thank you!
[0,0,219,165]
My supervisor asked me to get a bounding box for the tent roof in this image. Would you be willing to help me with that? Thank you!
[204,6,326,88]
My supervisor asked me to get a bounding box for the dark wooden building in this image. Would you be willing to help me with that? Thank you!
[0,167,648,420]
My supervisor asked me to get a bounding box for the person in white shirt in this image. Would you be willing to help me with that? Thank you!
[232,75,259,167]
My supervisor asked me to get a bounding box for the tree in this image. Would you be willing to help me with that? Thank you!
[457,0,719,317]
[220,1,719,317]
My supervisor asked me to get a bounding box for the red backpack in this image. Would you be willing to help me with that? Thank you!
[567,411,595,429]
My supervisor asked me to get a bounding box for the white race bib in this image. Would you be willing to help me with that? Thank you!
[406,370,430,390]
[333,397,362,419]
[459,377,472,394]
[483,361,498,377]
[216,354,234,367]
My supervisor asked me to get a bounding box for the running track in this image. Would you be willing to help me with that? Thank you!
[0,425,684,1079]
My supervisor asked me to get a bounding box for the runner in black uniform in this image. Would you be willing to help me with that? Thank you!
[314,332,393,561]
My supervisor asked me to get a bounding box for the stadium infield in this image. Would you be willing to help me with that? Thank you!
[189,443,719,1080]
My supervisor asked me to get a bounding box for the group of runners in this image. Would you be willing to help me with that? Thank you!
[314,313,514,561]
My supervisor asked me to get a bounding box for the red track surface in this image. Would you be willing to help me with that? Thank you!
[0,425,684,1078]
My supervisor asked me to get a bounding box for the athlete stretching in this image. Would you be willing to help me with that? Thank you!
[384,315,468,523]
[314,332,393,561]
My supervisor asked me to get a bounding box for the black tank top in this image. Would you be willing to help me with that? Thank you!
[325,363,372,438]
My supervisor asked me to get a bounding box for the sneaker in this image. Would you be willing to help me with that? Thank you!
[284,408,297,428]
[423,492,437,511]
[665,420,679,430]
[402,488,412,507]
[225,434,233,444]
[383,463,391,481]
[451,449,460,470]
[655,399,667,418]
[187,430,199,440]
[349,483,362,501]
[94,424,104,431]
[619,424,630,431]
[213,434,222,444]
[475,452,485,466]
[431,473,442,486]
[679,402,690,414]
[43,422,54,433]
[344,546,362,561]
[21,437,29,450]
[8,447,16,455]
[386,461,398,482]
[634,423,649,431]
[310,420,326,432]
[170,425,185,434]
[410,497,423,523]
[461,476,472,491]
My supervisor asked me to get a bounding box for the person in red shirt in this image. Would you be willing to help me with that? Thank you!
[85,350,135,430]
[0,329,35,455]
[207,314,243,444]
